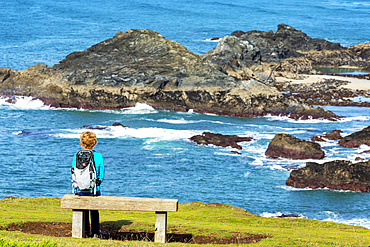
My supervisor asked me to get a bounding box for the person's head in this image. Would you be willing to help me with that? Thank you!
[80,131,97,150]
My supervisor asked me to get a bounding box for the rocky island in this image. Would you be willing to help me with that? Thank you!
[265,133,325,160]
[286,160,370,192]
[3,25,363,119]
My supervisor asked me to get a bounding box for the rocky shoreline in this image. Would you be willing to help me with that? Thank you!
[2,24,369,119]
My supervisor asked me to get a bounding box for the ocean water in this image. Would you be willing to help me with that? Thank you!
[0,97,369,229]
[1,0,369,70]
[0,0,369,229]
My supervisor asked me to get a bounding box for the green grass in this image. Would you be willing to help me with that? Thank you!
[0,197,369,246]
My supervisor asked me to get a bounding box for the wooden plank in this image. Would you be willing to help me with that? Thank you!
[154,212,167,243]
[72,210,86,238]
[61,194,178,212]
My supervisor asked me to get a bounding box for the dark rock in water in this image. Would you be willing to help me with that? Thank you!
[338,126,370,148]
[190,132,253,150]
[81,122,128,129]
[355,157,365,161]
[311,129,343,142]
[265,133,325,159]
[17,130,32,136]
[231,150,242,155]
[286,160,370,192]
[322,130,343,140]
[210,37,219,41]
[276,214,300,218]
[112,122,128,128]
[311,136,325,142]
[81,125,108,130]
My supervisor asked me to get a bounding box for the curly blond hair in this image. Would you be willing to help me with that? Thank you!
[80,131,97,150]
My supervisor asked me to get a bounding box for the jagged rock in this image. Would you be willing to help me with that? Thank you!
[323,130,343,140]
[286,160,370,192]
[305,42,370,68]
[311,136,325,142]
[311,130,343,142]
[266,133,325,159]
[202,24,343,77]
[202,24,369,82]
[112,122,128,127]
[190,132,253,149]
[338,126,370,148]
[270,78,370,107]
[0,29,337,119]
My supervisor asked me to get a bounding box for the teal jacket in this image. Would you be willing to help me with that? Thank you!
[72,150,105,194]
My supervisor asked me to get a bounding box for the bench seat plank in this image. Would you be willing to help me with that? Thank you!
[61,194,178,212]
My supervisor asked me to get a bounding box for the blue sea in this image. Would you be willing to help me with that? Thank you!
[0,0,369,229]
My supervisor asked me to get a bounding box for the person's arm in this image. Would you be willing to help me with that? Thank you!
[71,153,77,171]
[94,153,104,183]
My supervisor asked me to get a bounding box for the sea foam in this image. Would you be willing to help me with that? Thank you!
[55,125,201,142]
[261,212,305,218]
[0,96,51,110]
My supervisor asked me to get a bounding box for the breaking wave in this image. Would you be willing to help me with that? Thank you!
[0,96,51,110]
[54,125,201,142]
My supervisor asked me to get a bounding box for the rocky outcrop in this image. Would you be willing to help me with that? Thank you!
[311,130,343,142]
[338,126,370,148]
[202,24,344,80]
[203,24,342,66]
[190,132,253,149]
[0,29,337,119]
[202,24,369,82]
[271,78,370,107]
[286,160,370,192]
[304,43,370,68]
[265,134,325,159]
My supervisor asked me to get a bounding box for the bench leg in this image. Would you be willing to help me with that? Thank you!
[155,211,167,243]
[72,210,87,238]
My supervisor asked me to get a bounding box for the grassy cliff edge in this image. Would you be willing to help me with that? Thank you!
[0,197,368,246]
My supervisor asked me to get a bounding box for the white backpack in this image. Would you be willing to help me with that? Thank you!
[72,150,97,194]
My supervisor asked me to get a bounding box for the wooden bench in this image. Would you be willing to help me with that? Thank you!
[60,194,178,243]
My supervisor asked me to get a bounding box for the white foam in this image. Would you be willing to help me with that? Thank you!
[353,2,370,7]
[119,103,157,114]
[269,164,287,171]
[214,151,241,156]
[0,96,51,110]
[260,212,304,218]
[320,211,370,229]
[264,114,334,123]
[243,172,251,177]
[157,118,195,124]
[338,116,370,122]
[55,126,201,142]
[279,185,313,191]
[204,38,220,42]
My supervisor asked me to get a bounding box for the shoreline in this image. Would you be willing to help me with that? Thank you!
[276,74,370,91]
